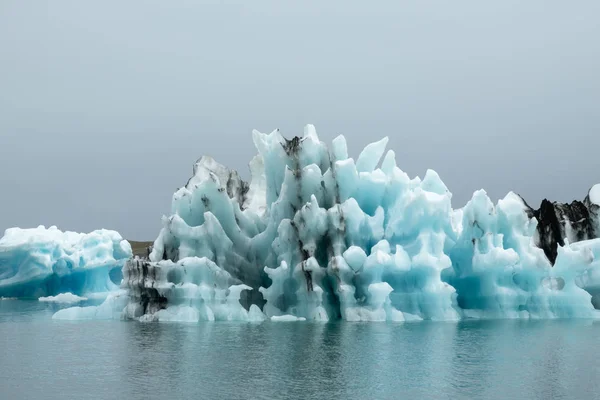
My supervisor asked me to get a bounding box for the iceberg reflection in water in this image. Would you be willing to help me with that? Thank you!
[1,300,600,400]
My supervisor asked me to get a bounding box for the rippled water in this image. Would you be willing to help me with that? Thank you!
[2,300,600,399]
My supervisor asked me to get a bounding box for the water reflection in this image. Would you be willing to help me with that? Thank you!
[2,302,600,400]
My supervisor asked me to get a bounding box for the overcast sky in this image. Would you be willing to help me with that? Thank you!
[1,1,599,240]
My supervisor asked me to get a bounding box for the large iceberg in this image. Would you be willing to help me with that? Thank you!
[5,125,591,321]
[0,226,132,298]
[95,125,598,323]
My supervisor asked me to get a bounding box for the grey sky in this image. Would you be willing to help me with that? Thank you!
[1,1,599,240]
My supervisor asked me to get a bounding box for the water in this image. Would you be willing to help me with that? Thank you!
[2,300,600,399]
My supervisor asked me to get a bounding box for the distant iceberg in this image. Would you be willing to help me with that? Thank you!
[0,226,131,298]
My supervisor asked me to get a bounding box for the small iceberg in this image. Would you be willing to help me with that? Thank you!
[39,293,88,304]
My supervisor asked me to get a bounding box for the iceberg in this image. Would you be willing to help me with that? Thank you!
[0,226,132,298]
[271,315,307,322]
[26,125,595,322]
[65,124,594,323]
[39,292,88,304]
[52,290,129,320]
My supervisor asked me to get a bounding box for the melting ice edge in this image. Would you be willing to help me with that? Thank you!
[2,125,600,322]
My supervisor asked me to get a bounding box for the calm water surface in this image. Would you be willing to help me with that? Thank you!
[1,300,600,400]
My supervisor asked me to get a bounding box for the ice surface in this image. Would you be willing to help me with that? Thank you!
[120,257,262,322]
[0,226,132,299]
[590,184,600,205]
[271,315,307,322]
[39,292,88,304]
[522,188,600,264]
[52,290,129,320]
[444,191,598,319]
[56,125,600,322]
